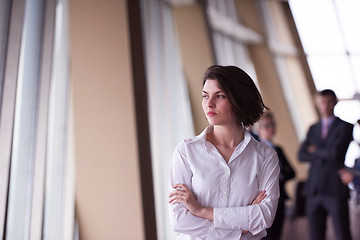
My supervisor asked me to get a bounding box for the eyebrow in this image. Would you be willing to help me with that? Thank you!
[202,90,224,94]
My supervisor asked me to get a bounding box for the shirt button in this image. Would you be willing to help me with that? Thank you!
[223,194,228,199]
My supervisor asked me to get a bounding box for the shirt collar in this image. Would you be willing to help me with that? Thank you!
[233,129,251,162]
[201,126,252,162]
[322,116,336,127]
[261,139,274,149]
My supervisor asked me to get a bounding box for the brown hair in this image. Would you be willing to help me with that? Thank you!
[203,65,268,127]
[317,89,338,102]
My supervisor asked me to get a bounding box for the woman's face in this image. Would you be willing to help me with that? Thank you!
[202,79,235,126]
[258,117,276,141]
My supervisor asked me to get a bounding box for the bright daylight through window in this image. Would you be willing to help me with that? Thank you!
[289,0,360,166]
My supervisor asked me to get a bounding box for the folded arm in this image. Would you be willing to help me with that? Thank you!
[299,124,353,163]
[211,154,280,235]
[169,143,280,237]
[168,146,235,238]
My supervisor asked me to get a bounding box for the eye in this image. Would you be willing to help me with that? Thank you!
[202,95,209,99]
[217,94,226,99]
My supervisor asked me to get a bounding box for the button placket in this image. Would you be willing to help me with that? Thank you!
[219,161,230,206]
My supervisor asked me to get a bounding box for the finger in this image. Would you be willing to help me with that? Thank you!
[169,197,182,204]
[259,190,266,198]
[169,191,179,198]
[258,191,267,200]
[257,193,267,203]
[169,198,180,205]
[258,190,266,197]
[252,199,263,205]
[173,184,189,191]
[252,191,267,204]
[253,191,264,202]
[252,198,260,205]
[170,196,187,205]
[169,191,188,199]
[168,193,183,204]
[172,188,188,196]
[169,188,187,197]
[169,197,176,204]
[172,184,184,189]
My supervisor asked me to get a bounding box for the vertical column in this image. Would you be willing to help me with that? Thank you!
[69,0,145,239]
[127,0,157,239]
[235,0,301,189]
[30,0,56,238]
[0,0,25,238]
[173,3,215,134]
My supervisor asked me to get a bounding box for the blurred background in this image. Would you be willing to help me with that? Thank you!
[0,0,359,239]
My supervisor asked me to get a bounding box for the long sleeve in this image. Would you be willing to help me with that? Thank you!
[169,143,238,239]
[298,125,318,163]
[298,118,353,197]
[299,121,353,164]
[169,145,211,238]
[168,128,280,239]
[315,124,353,163]
[276,146,295,183]
[212,152,280,235]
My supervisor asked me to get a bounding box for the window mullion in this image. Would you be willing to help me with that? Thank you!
[29,0,57,238]
[0,0,26,238]
[5,0,44,238]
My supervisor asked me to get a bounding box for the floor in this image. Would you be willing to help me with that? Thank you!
[281,195,360,240]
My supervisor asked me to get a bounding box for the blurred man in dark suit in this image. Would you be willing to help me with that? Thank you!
[299,89,353,240]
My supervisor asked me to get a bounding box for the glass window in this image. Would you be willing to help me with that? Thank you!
[350,56,360,90]
[43,0,73,239]
[2,0,73,238]
[307,55,356,99]
[206,0,259,84]
[290,0,360,167]
[0,1,25,238]
[258,0,316,140]
[336,0,360,53]
[6,0,43,237]
[290,0,345,54]
[141,1,194,239]
[0,0,11,107]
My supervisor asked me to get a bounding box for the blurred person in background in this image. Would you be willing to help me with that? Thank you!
[257,111,295,240]
[298,89,353,240]
[339,119,360,239]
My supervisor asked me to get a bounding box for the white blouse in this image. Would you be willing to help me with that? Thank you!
[169,126,280,240]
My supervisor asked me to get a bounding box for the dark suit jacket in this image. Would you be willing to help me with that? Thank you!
[298,117,353,198]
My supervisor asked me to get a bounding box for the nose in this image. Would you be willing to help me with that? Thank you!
[206,96,215,108]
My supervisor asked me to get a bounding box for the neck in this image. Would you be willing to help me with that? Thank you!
[210,124,244,148]
[322,114,335,121]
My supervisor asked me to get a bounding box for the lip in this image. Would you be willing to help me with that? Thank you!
[207,111,216,116]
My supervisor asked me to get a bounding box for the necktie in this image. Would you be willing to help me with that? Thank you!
[321,121,329,139]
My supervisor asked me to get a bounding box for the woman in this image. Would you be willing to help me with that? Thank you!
[257,112,295,240]
[168,65,280,239]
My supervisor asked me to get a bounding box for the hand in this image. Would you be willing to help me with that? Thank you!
[251,190,267,205]
[169,184,212,219]
[169,185,267,232]
[339,168,354,185]
[242,190,267,235]
[307,145,316,153]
